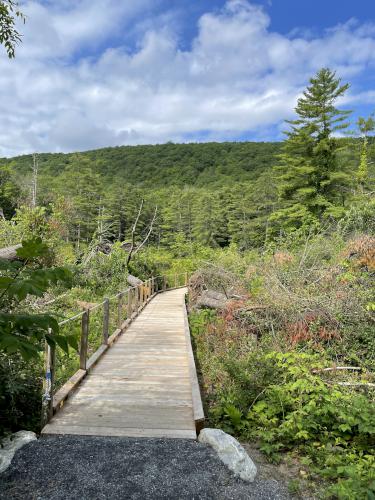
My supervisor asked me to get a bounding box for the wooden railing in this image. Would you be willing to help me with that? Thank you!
[41,272,190,426]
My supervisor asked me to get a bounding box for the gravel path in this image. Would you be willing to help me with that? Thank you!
[0,435,290,500]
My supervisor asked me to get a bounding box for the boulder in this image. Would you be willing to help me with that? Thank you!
[198,428,257,482]
[0,244,21,261]
[0,431,37,474]
[196,290,228,309]
[127,274,143,287]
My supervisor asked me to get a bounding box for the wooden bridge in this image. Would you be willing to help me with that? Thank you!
[41,276,204,439]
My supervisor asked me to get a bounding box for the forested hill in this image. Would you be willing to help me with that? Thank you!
[1,141,281,188]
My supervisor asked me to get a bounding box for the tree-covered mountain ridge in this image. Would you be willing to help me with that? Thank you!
[1,141,282,188]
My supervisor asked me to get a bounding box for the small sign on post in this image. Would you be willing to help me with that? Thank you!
[117,293,123,327]
[103,298,109,344]
[80,309,89,370]
[41,336,56,426]
[127,288,133,318]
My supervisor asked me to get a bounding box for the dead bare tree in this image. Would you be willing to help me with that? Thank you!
[31,153,38,208]
[126,201,158,268]
[126,199,144,267]
[133,206,158,256]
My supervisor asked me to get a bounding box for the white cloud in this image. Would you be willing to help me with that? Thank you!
[0,0,375,156]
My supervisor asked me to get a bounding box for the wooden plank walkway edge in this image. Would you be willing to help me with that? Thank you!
[182,294,205,432]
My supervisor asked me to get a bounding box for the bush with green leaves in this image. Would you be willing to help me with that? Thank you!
[0,237,77,438]
[0,237,76,360]
[0,351,42,437]
[208,350,375,499]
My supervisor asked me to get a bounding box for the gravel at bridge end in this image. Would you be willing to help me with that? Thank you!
[0,435,290,500]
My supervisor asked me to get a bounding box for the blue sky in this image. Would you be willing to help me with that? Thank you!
[0,0,375,156]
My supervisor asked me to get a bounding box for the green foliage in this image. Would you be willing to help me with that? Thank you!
[356,114,375,190]
[77,242,129,294]
[0,164,21,217]
[244,352,375,499]
[0,0,24,58]
[210,350,375,499]
[0,351,42,438]
[0,237,74,360]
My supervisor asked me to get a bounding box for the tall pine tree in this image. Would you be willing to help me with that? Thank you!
[356,114,375,189]
[271,68,351,232]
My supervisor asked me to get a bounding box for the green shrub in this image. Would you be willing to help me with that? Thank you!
[0,352,43,438]
[217,351,375,499]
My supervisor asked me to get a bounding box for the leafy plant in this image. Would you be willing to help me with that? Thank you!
[0,237,76,360]
[221,351,375,498]
[0,0,25,58]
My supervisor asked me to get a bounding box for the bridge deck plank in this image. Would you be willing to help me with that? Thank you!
[42,288,199,439]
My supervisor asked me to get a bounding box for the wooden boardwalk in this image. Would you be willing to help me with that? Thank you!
[42,288,203,439]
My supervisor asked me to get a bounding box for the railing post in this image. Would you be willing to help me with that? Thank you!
[127,288,133,318]
[80,309,89,370]
[117,292,123,327]
[135,286,139,311]
[151,277,155,295]
[41,336,56,425]
[163,276,167,291]
[103,298,109,344]
[185,272,188,286]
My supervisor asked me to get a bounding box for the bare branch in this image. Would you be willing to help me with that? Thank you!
[312,366,362,374]
[126,199,144,267]
[134,206,158,256]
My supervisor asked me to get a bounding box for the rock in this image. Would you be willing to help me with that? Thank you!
[127,274,143,287]
[198,428,257,482]
[196,290,228,309]
[0,431,37,474]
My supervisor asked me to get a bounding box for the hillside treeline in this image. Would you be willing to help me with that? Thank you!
[0,135,373,253]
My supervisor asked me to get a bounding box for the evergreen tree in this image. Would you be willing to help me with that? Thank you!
[228,176,277,249]
[271,68,351,232]
[356,115,375,188]
[192,191,223,247]
[57,155,103,249]
[0,164,21,217]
